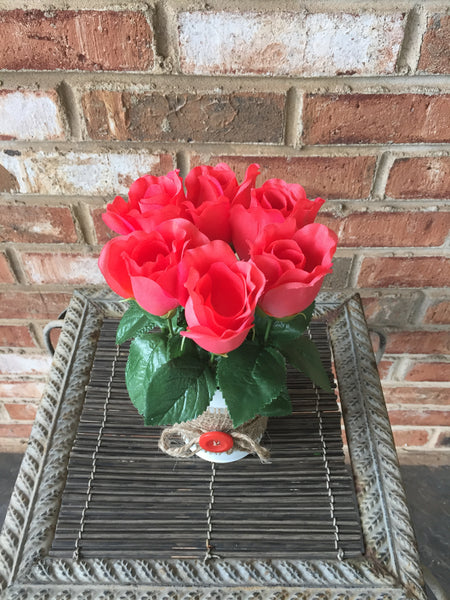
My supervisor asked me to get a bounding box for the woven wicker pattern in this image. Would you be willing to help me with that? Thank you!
[50,319,363,560]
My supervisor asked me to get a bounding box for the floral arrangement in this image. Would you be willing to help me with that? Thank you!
[99,163,338,428]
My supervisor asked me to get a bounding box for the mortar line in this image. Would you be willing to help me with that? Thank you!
[285,87,302,148]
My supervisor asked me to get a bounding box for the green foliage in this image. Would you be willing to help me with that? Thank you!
[116,300,177,344]
[279,336,333,393]
[121,298,331,427]
[217,341,286,427]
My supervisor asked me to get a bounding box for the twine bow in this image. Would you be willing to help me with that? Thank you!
[158,412,270,463]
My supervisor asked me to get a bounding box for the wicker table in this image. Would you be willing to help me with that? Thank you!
[0,290,427,600]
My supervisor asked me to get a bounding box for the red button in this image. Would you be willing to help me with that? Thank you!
[199,431,234,453]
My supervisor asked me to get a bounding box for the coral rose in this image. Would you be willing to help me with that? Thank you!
[102,170,186,235]
[180,240,265,354]
[231,164,325,259]
[183,163,239,242]
[98,219,209,316]
[250,220,338,318]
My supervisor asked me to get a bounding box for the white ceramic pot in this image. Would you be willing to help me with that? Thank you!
[194,390,251,463]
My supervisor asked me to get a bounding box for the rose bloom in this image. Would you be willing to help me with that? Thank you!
[250,219,338,318]
[183,163,239,242]
[231,164,325,259]
[98,219,209,316]
[102,170,186,235]
[180,240,265,354]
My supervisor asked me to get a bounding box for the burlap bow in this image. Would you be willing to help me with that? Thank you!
[158,410,270,463]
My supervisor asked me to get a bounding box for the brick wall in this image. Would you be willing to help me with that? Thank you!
[0,2,448,453]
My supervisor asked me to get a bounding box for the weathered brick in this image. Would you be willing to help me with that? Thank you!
[0,381,45,399]
[385,331,450,354]
[0,90,65,141]
[405,361,450,382]
[361,293,423,327]
[424,300,450,324]
[192,155,377,199]
[0,292,72,320]
[0,10,153,71]
[321,257,351,289]
[0,424,32,438]
[15,151,173,196]
[383,386,450,405]
[0,253,14,283]
[0,326,35,348]
[392,428,431,447]
[388,407,450,426]
[83,90,285,144]
[303,94,450,144]
[0,163,19,192]
[386,157,450,199]
[178,11,405,76]
[418,14,450,74]
[316,211,450,247]
[358,257,450,288]
[0,353,51,375]
[21,252,103,285]
[4,403,37,421]
[0,205,77,243]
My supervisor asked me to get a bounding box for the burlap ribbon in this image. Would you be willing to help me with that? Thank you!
[158,408,270,463]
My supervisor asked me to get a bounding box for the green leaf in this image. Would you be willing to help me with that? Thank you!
[160,368,216,425]
[280,336,332,392]
[125,332,168,416]
[259,385,292,417]
[116,300,157,345]
[144,355,209,425]
[217,342,286,427]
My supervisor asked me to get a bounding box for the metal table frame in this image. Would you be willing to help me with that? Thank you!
[0,289,426,600]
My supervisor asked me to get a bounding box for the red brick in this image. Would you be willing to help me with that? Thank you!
[388,408,450,426]
[424,301,450,325]
[21,252,103,285]
[316,211,450,247]
[0,291,72,319]
[405,361,450,382]
[435,431,450,447]
[393,429,430,447]
[92,207,117,245]
[192,155,377,199]
[377,360,393,379]
[385,331,450,354]
[0,90,65,141]
[83,90,285,144]
[383,387,450,405]
[418,15,450,74]
[0,253,14,283]
[0,424,32,438]
[0,205,77,243]
[358,257,450,288]
[0,326,35,348]
[0,381,44,399]
[0,10,153,71]
[386,157,450,199]
[4,403,37,421]
[0,163,19,193]
[303,94,450,144]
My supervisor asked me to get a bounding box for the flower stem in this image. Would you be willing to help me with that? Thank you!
[167,317,174,337]
[264,319,273,344]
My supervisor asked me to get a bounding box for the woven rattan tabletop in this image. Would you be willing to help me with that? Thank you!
[0,290,427,600]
